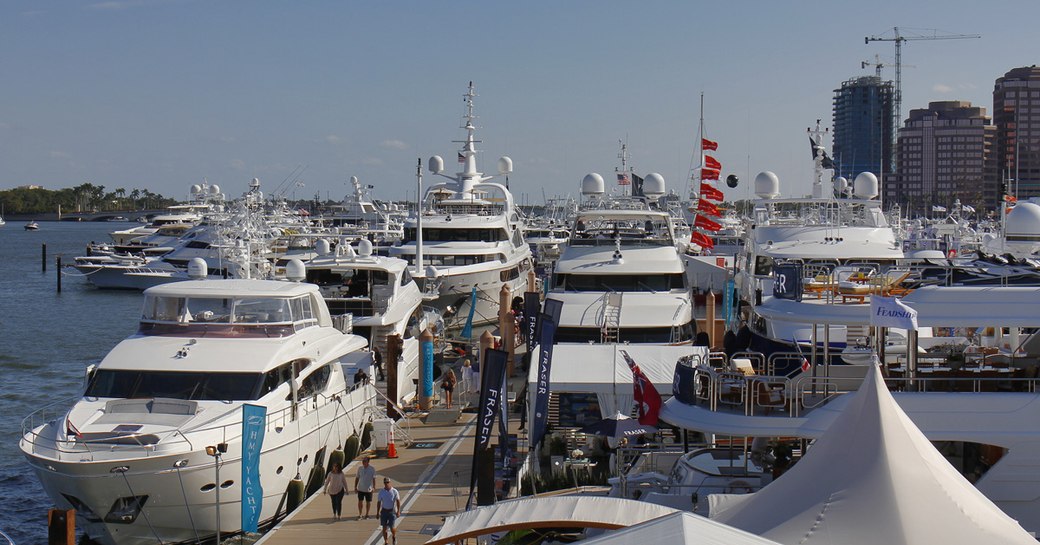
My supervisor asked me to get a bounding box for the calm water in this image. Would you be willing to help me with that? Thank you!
[0,221,143,544]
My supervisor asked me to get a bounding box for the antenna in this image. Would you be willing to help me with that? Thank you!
[865,27,980,170]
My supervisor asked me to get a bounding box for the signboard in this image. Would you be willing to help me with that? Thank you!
[241,404,267,533]
[772,263,803,302]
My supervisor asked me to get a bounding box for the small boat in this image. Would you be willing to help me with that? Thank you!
[24,221,39,231]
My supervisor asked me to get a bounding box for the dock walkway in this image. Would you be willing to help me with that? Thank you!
[257,410,478,545]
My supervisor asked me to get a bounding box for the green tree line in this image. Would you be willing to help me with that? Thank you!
[0,183,178,215]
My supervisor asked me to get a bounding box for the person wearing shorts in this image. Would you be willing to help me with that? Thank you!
[354,456,377,520]
[378,477,401,545]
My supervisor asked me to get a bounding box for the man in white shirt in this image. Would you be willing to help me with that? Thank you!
[377,477,402,545]
[354,456,377,520]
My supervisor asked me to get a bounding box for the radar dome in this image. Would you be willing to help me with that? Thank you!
[187,258,208,280]
[835,176,849,195]
[581,173,605,196]
[209,184,220,196]
[642,173,666,198]
[285,259,306,282]
[358,238,374,257]
[191,184,202,195]
[1006,202,1040,237]
[853,172,879,199]
[498,156,513,175]
[428,155,445,174]
[350,175,359,185]
[250,177,261,189]
[315,239,331,256]
[754,171,780,199]
[338,241,357,258]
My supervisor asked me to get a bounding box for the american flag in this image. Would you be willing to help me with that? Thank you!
[617,173,630,185]
[457,152,465,163]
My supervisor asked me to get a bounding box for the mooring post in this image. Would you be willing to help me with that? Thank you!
[56,256,62,293]
[42,243,47,272]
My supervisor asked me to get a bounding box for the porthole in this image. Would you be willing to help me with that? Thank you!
[220,480,234,489]
[200,483,216,492]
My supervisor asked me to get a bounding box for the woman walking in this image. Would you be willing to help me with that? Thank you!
[323,462,350,520]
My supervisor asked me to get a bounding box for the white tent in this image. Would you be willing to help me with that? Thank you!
[424,496,678,545]
[709,364,1037,545]
[582,511,783,545]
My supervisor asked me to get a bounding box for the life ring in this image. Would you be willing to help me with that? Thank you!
[948,248,957,258]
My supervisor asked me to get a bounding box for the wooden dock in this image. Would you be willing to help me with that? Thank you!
[256,410,478,545]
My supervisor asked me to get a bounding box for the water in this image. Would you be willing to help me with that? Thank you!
[0,221,143,544]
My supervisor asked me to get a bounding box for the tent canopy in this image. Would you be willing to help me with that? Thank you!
[581,511,783,545]
[425,496,678,545]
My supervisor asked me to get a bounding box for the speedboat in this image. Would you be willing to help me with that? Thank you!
[20,278,376,545]
[389,83,534,331]
[24,220,39,231]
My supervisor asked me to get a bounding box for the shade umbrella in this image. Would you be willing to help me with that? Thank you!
[579,412,657,440]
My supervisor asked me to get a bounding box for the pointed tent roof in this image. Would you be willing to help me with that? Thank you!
[710,364,1036,545]
[582,511,783,545]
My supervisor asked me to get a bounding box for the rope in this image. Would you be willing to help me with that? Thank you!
[174,465,202,544]
[117,469,165,544]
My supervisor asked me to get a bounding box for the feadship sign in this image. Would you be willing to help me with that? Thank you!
[870,296,918,330]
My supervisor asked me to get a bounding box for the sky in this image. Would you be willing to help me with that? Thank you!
[1,0,1037,205]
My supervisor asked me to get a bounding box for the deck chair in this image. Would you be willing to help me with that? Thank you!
[731,358,756,376]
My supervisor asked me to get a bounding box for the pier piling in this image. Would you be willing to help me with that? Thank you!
[56,256,62,293]
[41,243,47,272]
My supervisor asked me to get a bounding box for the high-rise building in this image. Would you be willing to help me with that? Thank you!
[889,101,997,213]
[832,76,895,182]
[993,66,1040,199]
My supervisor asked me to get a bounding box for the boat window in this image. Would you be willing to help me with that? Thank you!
[404,227,508,243]
[294,364,332,400]
[554,273,685,292]
[404,254,495,267]
[85,370,264,401]
[400,269,412,286]
[258,363,293,397]
[754,256,774,276]
[500,266,520,282]
[234,297,291,323]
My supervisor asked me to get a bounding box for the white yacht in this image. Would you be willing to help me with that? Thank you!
[108,183,222,249]
[20,279,376,545]
[733,125,903,368]
[304,238,425,407]
[389,83,533,331]
[318,175,405,249]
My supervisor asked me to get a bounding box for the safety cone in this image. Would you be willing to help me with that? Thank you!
[387,439,399,459]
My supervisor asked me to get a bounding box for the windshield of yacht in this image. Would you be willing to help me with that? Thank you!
[138,294,318,336]
[85,369,264,401]
[403,227,509,243]
[570,217,672,245]
[554,273,685,292]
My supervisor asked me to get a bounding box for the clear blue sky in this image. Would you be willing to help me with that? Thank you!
[1,0,1035,204]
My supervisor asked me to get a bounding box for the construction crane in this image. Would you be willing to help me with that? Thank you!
[865,27,981,144]
[861,54,886,78]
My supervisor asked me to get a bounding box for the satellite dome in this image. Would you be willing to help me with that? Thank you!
[338,241,357,258]
[190,184,202,195]
[285,259,306,282]
[835,176,849,194]
[1006,202,1040,237]
[210,184,221,196]
[428,155,445,174]
[498,156,513,175]
[315,239,331,256]
[642,173,666,197]
[853,172,879,199]
[358,238,374,257]
[250,177,261,189]
[581,173,605,196]
[754,171,780,199]
[187,258,208,280]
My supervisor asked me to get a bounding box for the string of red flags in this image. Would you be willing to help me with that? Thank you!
[701,138,718,151]
[700,183,724,201]
[701,168,721,181]
[705,155,722,170]
[697,199,721,217]
[694,214,722,232]
[690,230,715,249]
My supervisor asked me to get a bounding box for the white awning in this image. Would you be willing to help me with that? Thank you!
[582,511,783,545]
[425,496,679,545]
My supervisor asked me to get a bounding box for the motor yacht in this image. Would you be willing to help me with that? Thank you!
[388,83,533,332]
[20,278,376,545]
[24,220,39,231]
[304,237,425,407]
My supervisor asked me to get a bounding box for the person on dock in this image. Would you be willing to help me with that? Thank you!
[378,477,402,545]
[355,455,377,520]
[322,462,350,520]
[441,367,457,408]
[461,358,475,394]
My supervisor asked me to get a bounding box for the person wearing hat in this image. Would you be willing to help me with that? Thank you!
[377,477,402,544]
[354,455,377,520]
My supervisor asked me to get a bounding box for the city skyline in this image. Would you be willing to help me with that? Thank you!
[1,1,1036,205]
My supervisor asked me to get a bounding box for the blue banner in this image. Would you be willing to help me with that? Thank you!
[538,297,563,341]
[421,338,435,399]
[241,404,266,533]
[468,348,509,509]
[772,263,803,302]
[523,292,539,347]
[530,314,557,447]
[722,278,735,330]
[672,362,698,405]
[461,286,478,339]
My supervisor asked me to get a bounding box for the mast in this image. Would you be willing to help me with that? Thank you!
[415,158,424,276]
[454,81,483,196]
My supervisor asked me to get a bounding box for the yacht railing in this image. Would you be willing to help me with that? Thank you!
[20,380,378,462]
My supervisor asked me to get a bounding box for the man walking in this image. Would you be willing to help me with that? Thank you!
[354,456,377,520]
[378,477,402,545]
